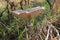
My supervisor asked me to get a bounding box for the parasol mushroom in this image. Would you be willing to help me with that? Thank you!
[12,6,45,40]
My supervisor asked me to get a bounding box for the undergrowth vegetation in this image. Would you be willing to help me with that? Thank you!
[0,0,60,40]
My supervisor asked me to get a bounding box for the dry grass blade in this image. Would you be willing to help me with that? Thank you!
[45,23,51,40]
[45,21,60,40]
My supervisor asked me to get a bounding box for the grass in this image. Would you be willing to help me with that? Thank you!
[0,2,48,40]
[0,1,60,40]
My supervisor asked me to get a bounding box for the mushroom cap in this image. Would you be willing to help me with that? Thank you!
[12,6,45,19]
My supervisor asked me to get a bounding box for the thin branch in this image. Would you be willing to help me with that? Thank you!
[46,0,52,9]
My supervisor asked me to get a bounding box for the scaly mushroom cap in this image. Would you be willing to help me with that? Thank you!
[12,6,45,19]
